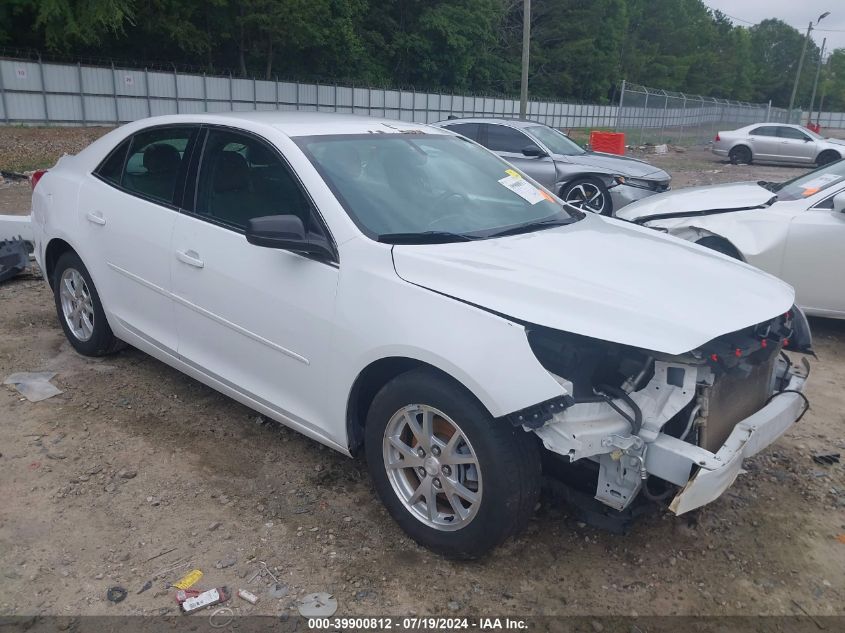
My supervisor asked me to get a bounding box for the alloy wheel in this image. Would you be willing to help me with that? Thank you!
[59,268,95,342]
[564,182,607,213]
[382,404,482,531]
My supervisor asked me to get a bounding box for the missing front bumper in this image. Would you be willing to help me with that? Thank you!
[657,363,808,514]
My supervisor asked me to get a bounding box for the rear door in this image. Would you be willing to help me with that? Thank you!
[479,123,557,188]
[746,126,781,161]
[171,126,340,437]
[776,126,816,164]
[77,125,199,352]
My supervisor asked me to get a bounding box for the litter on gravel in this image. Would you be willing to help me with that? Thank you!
[298,592,338,617]
[3,371,63,402]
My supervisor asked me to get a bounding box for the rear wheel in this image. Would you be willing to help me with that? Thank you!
[365,368,541,559]
[53,251,124,356]
[816,150,841,167]
[561,177,612,215]
[728,145,752,165]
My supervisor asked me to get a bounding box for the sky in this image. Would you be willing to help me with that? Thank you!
[703,0,845,54]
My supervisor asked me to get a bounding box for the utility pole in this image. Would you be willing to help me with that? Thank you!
[519,0,531,119]
[788,12,830,117]
[808,37,826,125]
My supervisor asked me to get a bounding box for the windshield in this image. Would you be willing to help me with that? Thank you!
[804,128,824,140]
[771,159,845,201]
[525,125,586,156]
[296,134,580,241]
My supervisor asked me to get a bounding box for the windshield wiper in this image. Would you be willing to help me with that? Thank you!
[487,217,575,238]
[758,180,783,193]
[377,230,477,244]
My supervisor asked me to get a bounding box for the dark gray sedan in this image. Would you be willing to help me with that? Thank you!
[434,118,670,215]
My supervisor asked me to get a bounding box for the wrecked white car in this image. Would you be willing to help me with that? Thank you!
[21,112,811,558]
[615,159,845,319]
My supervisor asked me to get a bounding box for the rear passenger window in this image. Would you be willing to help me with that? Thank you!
[195,129,312,231]
[750,126,777,137]
[95,139,130,185]
[445,123,480,141]
[121,127,196,204]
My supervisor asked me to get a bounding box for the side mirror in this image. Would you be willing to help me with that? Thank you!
[832,192,845,214]
[522,145,548,158]
[246,215,334,259]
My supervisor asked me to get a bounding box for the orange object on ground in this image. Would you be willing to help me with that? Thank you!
[589,131,625,155]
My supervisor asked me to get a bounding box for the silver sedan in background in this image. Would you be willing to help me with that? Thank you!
[434,118,670,215]
[713,123,844,167]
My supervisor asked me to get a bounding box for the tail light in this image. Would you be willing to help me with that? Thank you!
[30,169,48,190]
[714,133,721,142]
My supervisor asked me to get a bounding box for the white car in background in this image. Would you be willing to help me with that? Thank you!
[25,112,811,558]
[616,160,845,319]
[712,123,844,166]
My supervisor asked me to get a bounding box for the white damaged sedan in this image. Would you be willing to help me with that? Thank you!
[616,159,845,319]
[28,112,811,558]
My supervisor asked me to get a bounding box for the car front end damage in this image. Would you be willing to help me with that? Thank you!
[511,308,811,516]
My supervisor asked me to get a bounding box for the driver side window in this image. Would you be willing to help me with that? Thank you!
[195,129,313,231]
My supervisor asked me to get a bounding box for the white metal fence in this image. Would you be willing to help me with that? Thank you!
[0,55,618,129]
[1,55,843,145]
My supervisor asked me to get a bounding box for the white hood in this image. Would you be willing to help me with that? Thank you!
[392,214,794,355]
[615,182,774,221]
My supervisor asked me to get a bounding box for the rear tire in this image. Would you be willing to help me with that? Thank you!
[364,368,541,559]
[816,150,841,167]
[728,145,752,165]
[53,251,124,357]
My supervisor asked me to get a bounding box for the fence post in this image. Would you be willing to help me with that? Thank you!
[172,64,179,115]
[229,73,234,111]
[253,77,257,110]
[615,79,625,131]
[679,94,687,143]
[766,100,771,123]
[77,62,86,126]
[144,68,152,117]
[110,62,119,123]
[202,73,208,112]
[0,62,8,124]
[295,81,300,111]
[367,85,371,117]
[334,83,338,112]
[639,89,649,145]
[659,90,669,142]
[412,88,416,123]
[38,55,49,124]
[275,75,279,111]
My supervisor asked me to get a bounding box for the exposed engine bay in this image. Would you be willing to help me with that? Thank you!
[511,308,812,515]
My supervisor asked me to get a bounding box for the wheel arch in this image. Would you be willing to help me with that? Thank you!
[44,237,78,288]
[729,144,752,161]
[816,148,842,165]
[556,172,614,195]
[345,356,490,455]
[694,232,745,261]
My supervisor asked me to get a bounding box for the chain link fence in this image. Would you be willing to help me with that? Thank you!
[615,82,795,146]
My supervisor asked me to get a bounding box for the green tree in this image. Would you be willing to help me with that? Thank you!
[749,19,820,108]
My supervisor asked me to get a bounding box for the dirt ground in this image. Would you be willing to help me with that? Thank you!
[1,130,844,621]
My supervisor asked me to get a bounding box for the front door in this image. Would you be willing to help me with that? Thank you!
[171,127,341,439]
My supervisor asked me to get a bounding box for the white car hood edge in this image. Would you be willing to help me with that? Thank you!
[391,215,795,356]
[615,182,775,222]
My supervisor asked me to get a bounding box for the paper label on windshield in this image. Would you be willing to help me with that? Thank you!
[800,173,842,197]
[498,174,545,205]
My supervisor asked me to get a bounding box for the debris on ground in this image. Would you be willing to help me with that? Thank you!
[172,569,203,590]
[298,592,338,617]
[267,582,289,599]
[0,237,29,283]
[3,371,63,402]
[812,452,841,465]
[106,586,127,603]
[177,587,231,613]
[137,580,153,594]
[237,588,259,604]
[208,607,234,628]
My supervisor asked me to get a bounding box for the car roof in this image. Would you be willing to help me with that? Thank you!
[434,118,547,130]
[118,111,454,138]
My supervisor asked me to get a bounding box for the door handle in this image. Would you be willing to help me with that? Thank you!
[176,249,204,268]
[85,211,106,225]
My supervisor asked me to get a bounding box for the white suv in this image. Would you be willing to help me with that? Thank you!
[29,112,811,558]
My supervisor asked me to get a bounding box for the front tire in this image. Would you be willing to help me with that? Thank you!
[816,150,841,167]
[364,368,541,559]
[53,251,124,356]
[561,177,612,215]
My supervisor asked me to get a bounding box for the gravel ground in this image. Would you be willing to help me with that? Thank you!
[0,129,844,621]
